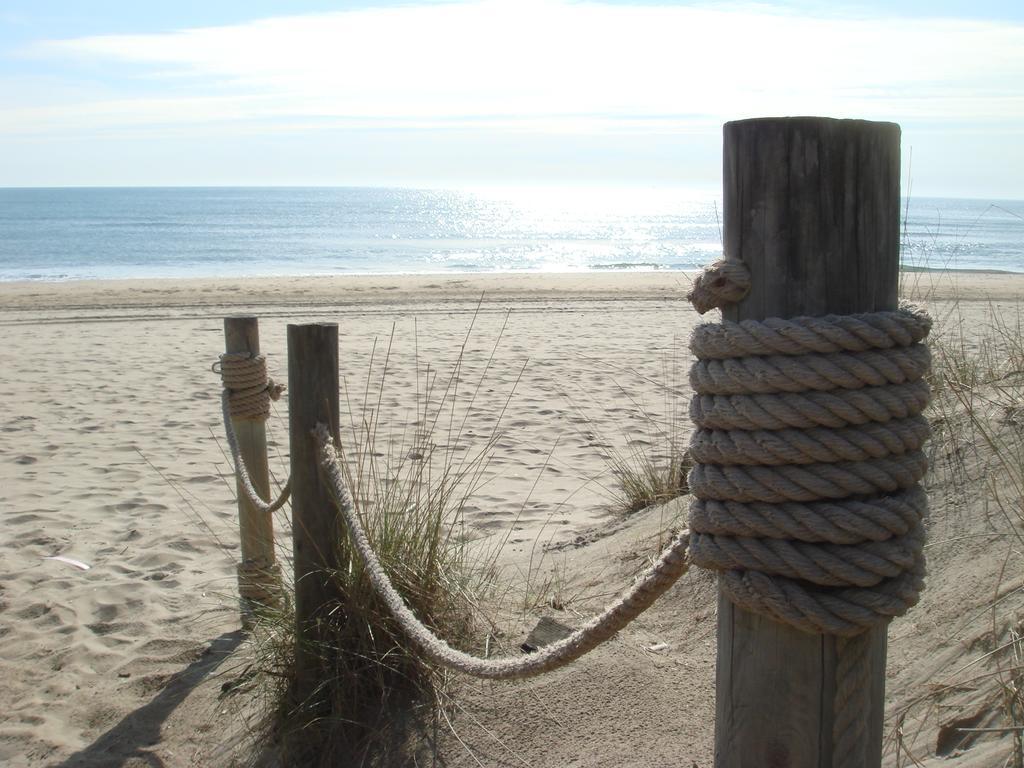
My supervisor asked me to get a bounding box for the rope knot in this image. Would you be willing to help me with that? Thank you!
[687,258,751,314]
[267,378,286,402]
[217,352,282,421]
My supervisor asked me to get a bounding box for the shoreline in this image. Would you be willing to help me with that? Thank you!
[1,268,1023,318]
[1,263,1021,286]
[2,263,1019,284]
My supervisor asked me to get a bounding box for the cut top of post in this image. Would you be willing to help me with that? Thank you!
[723,116,901,321]
[225,316,261,356]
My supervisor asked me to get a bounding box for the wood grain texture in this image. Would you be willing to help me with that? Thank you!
[715,117,900,768]
[287,322,342,703]
[224,316,277,621]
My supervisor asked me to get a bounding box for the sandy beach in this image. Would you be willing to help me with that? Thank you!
[3,270,1024,767]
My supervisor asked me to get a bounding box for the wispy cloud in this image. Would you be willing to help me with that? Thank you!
[6,0,1022,138]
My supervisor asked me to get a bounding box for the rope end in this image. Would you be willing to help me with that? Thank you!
[687,259,751,315]
[267,378,286,401]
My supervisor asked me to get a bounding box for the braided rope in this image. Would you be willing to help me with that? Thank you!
[689,451,927,503]
[217,353,291,514]
[221,390,291,514]
[313,424,692,680]
[689,417,929,466]
[688,305,931,637]
[218,353,286,421]
[690,522,923,588]
[690,305,931,359]
[718,555,925,636]
[689,489,925,545]
[691,379,930,431]
[691,345,931,396]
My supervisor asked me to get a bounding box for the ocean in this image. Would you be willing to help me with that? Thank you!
[0,186,1021,281]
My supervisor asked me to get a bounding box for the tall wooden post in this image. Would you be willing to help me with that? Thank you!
[715,117,901,767]
[224,316,278,625]
[287,323,342,706]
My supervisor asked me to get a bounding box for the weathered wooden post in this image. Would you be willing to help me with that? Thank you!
[224,316,279,624]
[287,322,342,705]
[715,117,901,766]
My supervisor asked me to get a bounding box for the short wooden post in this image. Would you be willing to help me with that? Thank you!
[287,322,343,705]
[224,316,278,624]
[714,117,901,767]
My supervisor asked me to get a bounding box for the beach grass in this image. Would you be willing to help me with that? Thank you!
[566,346,693,518]
[889,295,1024,763]
[237,309,700,764]
[233,319,523,767]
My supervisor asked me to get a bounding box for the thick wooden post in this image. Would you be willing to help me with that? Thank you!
[287,323,342,705]
[715,117,901,767]
[224,316,278,624]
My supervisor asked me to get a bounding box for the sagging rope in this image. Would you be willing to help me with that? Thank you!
[313,424,692,680]
[216,353,292,514]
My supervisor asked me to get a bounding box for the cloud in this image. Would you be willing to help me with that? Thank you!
[6,0,1024,136]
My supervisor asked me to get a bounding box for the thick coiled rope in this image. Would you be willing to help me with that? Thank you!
[688,305,931,636]
[217,353,291,514]
[689,418,930,466]
[692,380,930,431]
[218,353,286,421]
[690,306,931,358]
[691,344,930,395]
[313,424,692,680]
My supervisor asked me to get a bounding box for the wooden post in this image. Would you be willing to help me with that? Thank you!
[224,316,278,624]
[287,322,342,705]
[715,117,901,767]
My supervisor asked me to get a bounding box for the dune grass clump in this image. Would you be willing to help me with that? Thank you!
[610,442,692,516]
[277,435,479,765]
[889,299,1024,763]
[232,310,698,762]
[589,351,692,517]
[242,322,517,767]
[933,304,1024,540]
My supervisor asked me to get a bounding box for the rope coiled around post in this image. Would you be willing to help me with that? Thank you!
[313,424,692,680]
[217,353,291,515]
[687,305,932,636]
[218,353,286,421]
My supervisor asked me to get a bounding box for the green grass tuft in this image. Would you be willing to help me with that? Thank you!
[235,318,515,767]
[609,443,692,516]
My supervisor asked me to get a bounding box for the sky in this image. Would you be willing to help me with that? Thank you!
[0,0,1022,197]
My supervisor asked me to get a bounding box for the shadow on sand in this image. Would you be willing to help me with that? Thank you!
[55,629,245,768]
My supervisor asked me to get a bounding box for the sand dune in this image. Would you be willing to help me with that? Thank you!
[1,271,1023,766]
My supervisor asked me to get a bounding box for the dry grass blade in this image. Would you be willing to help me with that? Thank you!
[888,294,1024,765]
[564,348,692,517]
[234,311,520,767]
